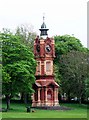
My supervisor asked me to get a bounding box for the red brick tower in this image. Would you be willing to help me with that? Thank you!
[32,17,59,107]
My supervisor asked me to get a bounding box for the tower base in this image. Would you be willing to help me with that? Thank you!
[32,100,59,107]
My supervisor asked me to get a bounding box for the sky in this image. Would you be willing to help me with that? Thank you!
[0,0,87,47]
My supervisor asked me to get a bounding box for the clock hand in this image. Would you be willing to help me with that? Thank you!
[47,47,50,51]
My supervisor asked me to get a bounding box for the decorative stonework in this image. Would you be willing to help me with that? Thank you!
[32,19,59,107]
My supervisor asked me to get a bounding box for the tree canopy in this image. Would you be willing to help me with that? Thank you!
[54,35,89,102]
[54,35,86,63]
[59,50,89,103]
[1,29,36,109]
[15,24,36,51]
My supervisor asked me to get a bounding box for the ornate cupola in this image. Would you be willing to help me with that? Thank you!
[39,16,49,38]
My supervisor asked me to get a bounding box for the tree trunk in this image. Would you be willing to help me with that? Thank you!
[24,93,28,107]
[20,92,24,103]
[81,93,85,103]
[79,99,81,104]
[6,94,11,110]
[24,93,30,107]
[79,97,82,104]
[68,91,71,102]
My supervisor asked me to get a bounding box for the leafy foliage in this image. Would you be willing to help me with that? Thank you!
[15,24,36,51]
[54,35,85,63]
[1,29,36,97]
[59,51,89,102]
[54,35,89,102]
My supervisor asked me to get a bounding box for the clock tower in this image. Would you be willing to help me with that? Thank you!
[32,17,59,107]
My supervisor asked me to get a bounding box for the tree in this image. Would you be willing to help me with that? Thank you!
[15,24,37,51]
[54,35,85,63]
[85,79,89,100]
[1,29,36,109]
[54,35,87,98]
[85,52,89,100]
[0,39,2,102]
[15,24,37,102]
[59,50,89,103]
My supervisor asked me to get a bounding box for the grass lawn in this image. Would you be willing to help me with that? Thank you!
[2,102,88,118]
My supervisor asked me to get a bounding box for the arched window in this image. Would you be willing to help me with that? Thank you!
[47,89,52,100]
[46,61,51,72]
[36,61,41,74]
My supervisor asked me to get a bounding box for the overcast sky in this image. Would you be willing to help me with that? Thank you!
[0,0,87,47]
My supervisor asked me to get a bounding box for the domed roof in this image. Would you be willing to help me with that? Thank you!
[39,15,49,37]
[41,22,46,28]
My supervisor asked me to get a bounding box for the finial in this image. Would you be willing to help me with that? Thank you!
[43,13,45,22]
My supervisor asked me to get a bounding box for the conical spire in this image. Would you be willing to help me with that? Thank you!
[39,15,49,37]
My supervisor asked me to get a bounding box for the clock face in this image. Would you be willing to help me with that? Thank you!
[36,45,40,52]
[45,44,51,52]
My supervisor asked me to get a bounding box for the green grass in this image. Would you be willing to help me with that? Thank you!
[2,102,88,118]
